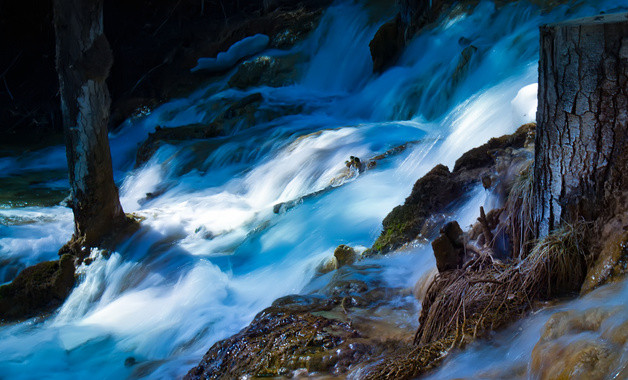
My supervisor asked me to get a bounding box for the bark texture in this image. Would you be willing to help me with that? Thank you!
[533,13,628,238]
[53,0,125,247]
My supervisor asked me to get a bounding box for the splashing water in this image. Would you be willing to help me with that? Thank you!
[1,0,627,378]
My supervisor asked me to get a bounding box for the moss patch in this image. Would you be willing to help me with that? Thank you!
[370,124,534,255]
[0,254,75,322]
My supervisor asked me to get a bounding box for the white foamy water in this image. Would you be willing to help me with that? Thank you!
[1,0,627,378]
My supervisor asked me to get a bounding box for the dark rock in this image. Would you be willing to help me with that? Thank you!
[482,175,492,189]
[432,221,464,272]
[369,18,404,73]
[398,0,451,39]
[0,254,75,321]
[458,36,472,46]
[344,156,365,172]
[453,123,532,173]
[186,263,415,379]
[432,234,458,272]
[124,357,137,367]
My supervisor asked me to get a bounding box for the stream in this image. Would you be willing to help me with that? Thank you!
[1,0,627,378]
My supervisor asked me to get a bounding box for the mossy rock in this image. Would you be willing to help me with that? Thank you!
[370,124,535,255]
[0,254,75,322]
[372,164,465,253]
[184,294,363,379]
[453,123,533,173]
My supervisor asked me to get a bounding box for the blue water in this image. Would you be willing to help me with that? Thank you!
[1,0,627,378]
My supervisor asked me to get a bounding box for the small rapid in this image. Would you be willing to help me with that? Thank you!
[1,0,627,378]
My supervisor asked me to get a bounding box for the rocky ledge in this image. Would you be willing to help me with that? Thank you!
[186,121,628,378]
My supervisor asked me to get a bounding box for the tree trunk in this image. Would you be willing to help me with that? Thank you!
[53,0,125,247]
[533,13,628,238]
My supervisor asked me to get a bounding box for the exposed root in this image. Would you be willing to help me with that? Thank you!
[363,224,589,379]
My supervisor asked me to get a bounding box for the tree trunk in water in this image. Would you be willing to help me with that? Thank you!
[53,0,125,247]
[533,13,628,238]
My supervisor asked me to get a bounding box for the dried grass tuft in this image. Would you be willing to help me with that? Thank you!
[504,165,534,258]
[362,224,589,379]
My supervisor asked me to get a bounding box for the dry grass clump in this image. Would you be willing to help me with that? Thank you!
[520,223,588,299]
[504,164,534,258]
[361,224,589,380]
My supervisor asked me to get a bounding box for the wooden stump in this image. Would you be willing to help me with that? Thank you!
[533,13,628,237]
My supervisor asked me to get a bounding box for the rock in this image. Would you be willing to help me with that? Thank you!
[192,34,270,73]
[451,45,478,86]
[228,55,299,89]
[0,254,75,321]
[334,245,358,267]
[371,164,464,253]
[481,174,492,189]
[601,318,628,346]
[135,123,224,166]
[370,124,534,255]
[530,304,628,380]
[217,92,264,124]
[369,18,403,73]
[453,123,533,173]
[581,230,628,294]
[540,308,620,342]
[431,221,464,273]
[531,338,619,380]
[398,0,451,37]
[344,156,365,172]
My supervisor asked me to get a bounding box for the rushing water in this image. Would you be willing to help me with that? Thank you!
[1,0,627,378]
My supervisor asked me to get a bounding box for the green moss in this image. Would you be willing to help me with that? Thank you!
[0,255,75,322]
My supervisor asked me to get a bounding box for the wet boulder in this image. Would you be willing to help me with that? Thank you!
[334,245,358,267]
[0,254,75,321]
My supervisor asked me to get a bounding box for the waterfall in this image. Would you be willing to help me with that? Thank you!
[1,0,627,378]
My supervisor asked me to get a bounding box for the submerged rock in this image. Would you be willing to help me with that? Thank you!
[0,254,75,322]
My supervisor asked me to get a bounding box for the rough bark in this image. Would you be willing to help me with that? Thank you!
[53,0,125,247]
[533,13,628,238]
